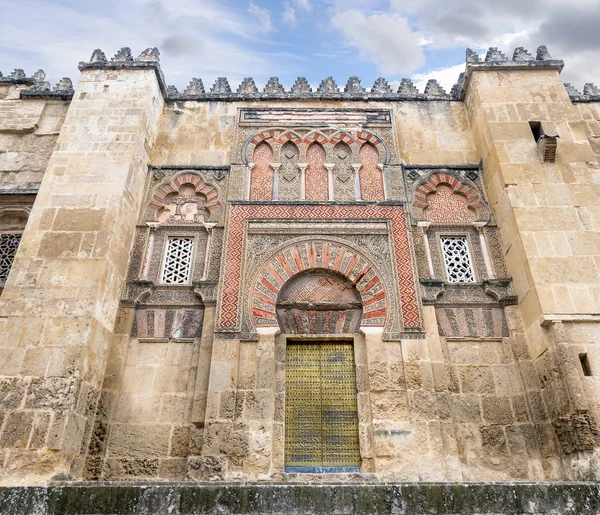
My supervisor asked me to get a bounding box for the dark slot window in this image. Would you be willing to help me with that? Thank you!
[529,121,542,142]
[580,353,592,377]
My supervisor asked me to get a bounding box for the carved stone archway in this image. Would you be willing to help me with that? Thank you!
[251,241,388,330]
[276,269,363,334]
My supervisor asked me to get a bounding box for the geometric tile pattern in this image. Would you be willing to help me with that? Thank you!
[0,233,21,284]
[413,172,483,223]
[252,242,388,327]
[218,203,420,330]
[358,142,384,201]
[250,141,274,200]
[305,143,328,201]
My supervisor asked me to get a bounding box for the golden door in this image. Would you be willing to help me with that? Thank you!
[285,341,361,472]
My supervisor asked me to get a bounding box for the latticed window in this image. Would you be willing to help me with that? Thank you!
[0,233,22,284]
[441,236,475,283]
[161,237,194,284]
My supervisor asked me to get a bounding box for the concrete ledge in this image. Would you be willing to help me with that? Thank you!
[2,482,600,514]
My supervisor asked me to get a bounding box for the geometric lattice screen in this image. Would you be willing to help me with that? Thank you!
[441,236,475,283]
[0,233,22,284]
[161,237,194,284]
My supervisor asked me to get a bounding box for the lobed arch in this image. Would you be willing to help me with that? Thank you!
[412,171,490,223]
[146,172,222,223]
[250,241,388,330]
[242,127,390,165]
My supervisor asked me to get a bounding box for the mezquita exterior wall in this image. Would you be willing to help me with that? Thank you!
[1,45,600,487]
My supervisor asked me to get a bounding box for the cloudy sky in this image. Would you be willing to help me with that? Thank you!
[1,0,599,93]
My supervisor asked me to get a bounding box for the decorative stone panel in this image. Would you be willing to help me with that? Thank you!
[251,242,387,328]
[216,203,421,335]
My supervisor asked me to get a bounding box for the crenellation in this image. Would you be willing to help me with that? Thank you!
[111,47,134,62]
[536,44,553,60]
[485,47,508,62]
[184,78,205,96]
[137,47,160,62]
[344,76,365,94]
[317,75,339,94]
[263,77,285,94]
[584,82,600,96]
[210,77,232,95]
[371,77,393,96]
[89,49,107,64]
[512,47,534,62]
[424,79,447,98]
[564,83,582,96]
[291,76,312,94]
[237,77,258,94]
[398,78,419,97]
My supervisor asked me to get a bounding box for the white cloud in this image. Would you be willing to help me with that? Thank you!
[411,63,465,93]
[283,2,297,26]
[248,2,274,34]
[0,0,302,89]
[294,0,312,12]
[330,10,425,76]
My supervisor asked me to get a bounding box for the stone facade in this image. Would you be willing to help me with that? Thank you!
[1,45,600,487]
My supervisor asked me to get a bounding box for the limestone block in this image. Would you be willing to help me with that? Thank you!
[0,379,27,410]
[159,394,187,424]
[107,424,170,459]
[458,366,495,394]
[243,391,274,420]
[0,411,34,448]
[482,396,514,425]
[370,391,408,420]
[169,426,190,458]
[452,395,483,423]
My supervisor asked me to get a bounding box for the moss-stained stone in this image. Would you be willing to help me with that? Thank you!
[2,482,600,514]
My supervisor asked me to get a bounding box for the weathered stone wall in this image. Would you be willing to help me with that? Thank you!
[0,66,164,484]
[465,67,600,479]
[0,84,68,191]
[575,101,600,163]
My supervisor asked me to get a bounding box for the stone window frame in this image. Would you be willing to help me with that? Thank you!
[0,231,22,287]
[147,227,208,285]
[159,232,198,285]
[427,227,486,284]
[439,234,476,284]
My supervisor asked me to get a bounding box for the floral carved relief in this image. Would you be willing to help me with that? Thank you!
[278,141,300,200]
[332,142,355,201]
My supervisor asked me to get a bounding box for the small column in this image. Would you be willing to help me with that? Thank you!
[377,163,387,200]
[325,163,335,201]
[246,162,255,200]
[201,223,216,281]
[140,222,160,280]
[352,164,362,201]
[298,163,308,200]
[271,163,281,201]
[417,221,435,278]
[473,222,494,279]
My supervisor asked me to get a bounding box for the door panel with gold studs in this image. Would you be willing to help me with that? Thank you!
[285,341,361,472]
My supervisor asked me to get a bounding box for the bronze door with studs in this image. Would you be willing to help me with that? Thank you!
[285,341,361,472]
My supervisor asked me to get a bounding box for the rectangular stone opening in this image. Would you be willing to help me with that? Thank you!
[580,353,592,377]
[284,340,361,473]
